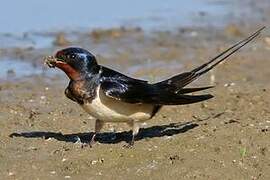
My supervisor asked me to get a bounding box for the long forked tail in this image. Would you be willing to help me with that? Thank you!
[154,26,265,93]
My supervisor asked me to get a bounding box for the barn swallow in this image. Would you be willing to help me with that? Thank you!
[45,27,264,147]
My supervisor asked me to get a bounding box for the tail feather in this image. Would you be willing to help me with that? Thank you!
[177,86,214,94]
[151,93,214,105]
[154,27,265,92]
[191,26,265,74]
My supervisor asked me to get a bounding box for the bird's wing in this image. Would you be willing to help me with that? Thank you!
[97,66,154,103]
[100,77,213,105]
[100,77,155,104]
[99,65,214,105]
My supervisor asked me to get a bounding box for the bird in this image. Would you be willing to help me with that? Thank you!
[45,27,264,147]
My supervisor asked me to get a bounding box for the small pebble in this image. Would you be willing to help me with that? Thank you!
[224,82,235,87]
[27,146,37,151]
[196,135,205,140]
[91,160,98,165]
[45,137,53,141]
[8,172,15,176]
[40,96,46,100]
[164,136,172,140]
[251,156,257,159]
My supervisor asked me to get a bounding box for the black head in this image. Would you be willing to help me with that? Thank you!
[55,47,98,73]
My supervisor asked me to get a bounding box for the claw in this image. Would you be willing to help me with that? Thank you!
[80,134,97,148]
[123,139,134,149]
[81,143,93,149]
[123,143,134,148]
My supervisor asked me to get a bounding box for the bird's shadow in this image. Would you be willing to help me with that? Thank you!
[9,121,198,144]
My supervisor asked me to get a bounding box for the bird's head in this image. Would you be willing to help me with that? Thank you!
[45,47,98,80]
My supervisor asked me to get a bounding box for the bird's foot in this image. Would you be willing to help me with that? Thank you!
[80,142,95,148]
[81,143,91,148]
[123,140,134,149]
[123,144,133,148]
[73,136,91,148]
[81,134,96,148]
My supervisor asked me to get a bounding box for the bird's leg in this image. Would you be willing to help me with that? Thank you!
[124,121,140,148]
[90,119,104,146]
[82,119,104,148]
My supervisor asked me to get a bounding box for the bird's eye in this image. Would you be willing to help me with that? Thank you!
[58,54,65,60]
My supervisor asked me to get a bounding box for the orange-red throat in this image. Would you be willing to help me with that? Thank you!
[54,61,81,81]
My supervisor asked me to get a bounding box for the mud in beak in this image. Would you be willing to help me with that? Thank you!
[44,56,65,68]
[44,55,80,80]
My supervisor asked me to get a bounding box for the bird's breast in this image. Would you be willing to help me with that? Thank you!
[81,86,154,122]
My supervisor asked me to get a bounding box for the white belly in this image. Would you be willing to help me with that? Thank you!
[81,86,154,123]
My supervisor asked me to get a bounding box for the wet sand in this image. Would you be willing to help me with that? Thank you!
[1,1,270,180]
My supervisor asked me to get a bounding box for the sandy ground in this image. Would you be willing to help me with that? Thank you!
[1,1,270,180]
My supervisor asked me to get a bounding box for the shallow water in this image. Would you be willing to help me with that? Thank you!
[0,0,229,34]
[0,0,233,49]
[0,59,58,80]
